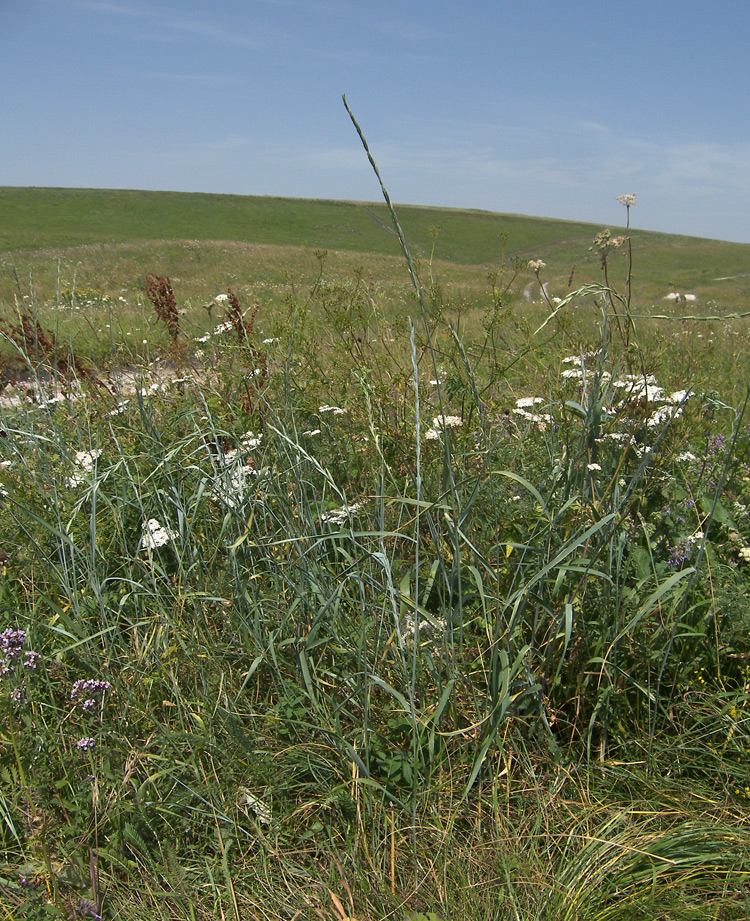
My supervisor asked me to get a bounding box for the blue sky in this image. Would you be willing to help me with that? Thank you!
[4,0,750,243]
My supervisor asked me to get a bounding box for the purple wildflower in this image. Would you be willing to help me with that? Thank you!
[76,737,95,751]
[77,898,103,920]
[668,539,692,567]
[1,628,26,661]
[71,678,110,703]
[707,434,726,456]
[23,650,41,669]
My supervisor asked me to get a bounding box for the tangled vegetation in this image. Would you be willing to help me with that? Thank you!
[1,179,750,920]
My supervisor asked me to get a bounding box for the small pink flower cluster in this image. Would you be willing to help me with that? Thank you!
[1,628,40,679]
[71,677,111,710]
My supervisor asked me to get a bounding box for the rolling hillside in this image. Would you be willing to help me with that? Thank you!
[1,186,749,305]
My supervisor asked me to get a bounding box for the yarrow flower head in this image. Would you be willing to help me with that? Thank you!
[140,518,179,550]
[513,396,552,430]
[318,404,346,415]
[616,193,636,208]
[425,414,463,440]
[319,501,364,526]
[65,449,103,487]
[222,431,263,464]
[527,259,546,273]
[434,414,463,429]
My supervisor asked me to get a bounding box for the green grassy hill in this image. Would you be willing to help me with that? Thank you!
[0,186,605,259]
[2,186,749,307]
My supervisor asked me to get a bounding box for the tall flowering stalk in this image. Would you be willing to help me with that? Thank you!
[590,229,628,348]
[224,288,268,416]
[225,288,250,343]
[616,193,636,320]
[616,192,636,229]
[145,274,180,351]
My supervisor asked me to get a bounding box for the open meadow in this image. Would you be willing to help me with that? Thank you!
[2,186,750,920]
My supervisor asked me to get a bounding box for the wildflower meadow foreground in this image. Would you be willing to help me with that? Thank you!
[2,186,750,920]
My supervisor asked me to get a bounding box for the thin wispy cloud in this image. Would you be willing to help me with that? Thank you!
[363,16,452,45]
[75,0,259,48]
[138,134,254,167]
[253,0,350,14]
[165,15,259,49]
[658,142,750,190]
[142,71,245,88]
[74,0,154,17]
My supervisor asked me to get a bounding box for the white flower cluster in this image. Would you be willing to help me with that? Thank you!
[664,292,697,302]
[611,376,692,427]
[222,431,263,464]
[527,259,546,272]
[207,431,266,508]
[513,397,551,430]
[319,404,346,415]
[213,465,261,509]
[319,501,364,526]
[400,612,447,645]
[194,321,234,344]
[560,363,692,435]
[39,392,70,408]
[237,787,272,825]
[140,518,179,550]
[616,193,636,208]
[0,459,10,499]
[139,377,190,396]
[560,353,608,382]
[108,399,129,417]
[65,449,103,488]
[425,414,462,440]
